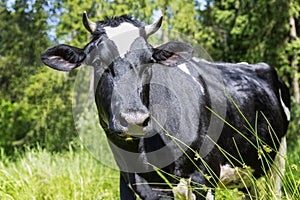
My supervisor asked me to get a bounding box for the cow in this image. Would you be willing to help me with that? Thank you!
[41,12,290,200]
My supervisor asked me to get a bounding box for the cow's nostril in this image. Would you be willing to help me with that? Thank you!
[119,115,128,127]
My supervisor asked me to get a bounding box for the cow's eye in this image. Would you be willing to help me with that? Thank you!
[94,60,101,66]
[92,58,101,66]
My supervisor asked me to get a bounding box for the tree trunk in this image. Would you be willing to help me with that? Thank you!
[289,16,300,104]
[162,0,169,43]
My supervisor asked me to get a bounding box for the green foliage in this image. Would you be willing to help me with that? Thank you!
[285,135,300,199]
[199,0,291,66]
[0,0,48,66]
[0,68,77,153]
[0,100,33,152]
[23,69,77,151]
[54,1,99,46]
[0,0,50,101]
[0,1,78,153]
[287,100,300,148]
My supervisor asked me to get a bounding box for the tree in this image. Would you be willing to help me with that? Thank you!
[195,0,300,136]
[288,0,300,104]
[0,1,77,153]
[287,0,300,136]
[0,0,49,101]
[53,0,159,47]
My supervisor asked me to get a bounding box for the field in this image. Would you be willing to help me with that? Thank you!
[0,135,299,200]
[0,144,119,200]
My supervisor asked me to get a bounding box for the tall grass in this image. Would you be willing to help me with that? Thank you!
[0,137,299,200]
[152,127,300,200]
[0,144,119,200]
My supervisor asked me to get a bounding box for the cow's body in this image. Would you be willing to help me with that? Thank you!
[41,13,290,200]
[214,61,289,175]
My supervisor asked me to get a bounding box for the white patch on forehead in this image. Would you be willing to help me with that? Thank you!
[279,89,291,121]
[104,23,140,57]
[178,63,205,94]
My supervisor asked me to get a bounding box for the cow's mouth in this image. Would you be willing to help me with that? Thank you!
[115,117,152,138]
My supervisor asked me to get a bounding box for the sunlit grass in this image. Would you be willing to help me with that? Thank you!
[0,137,299,200]
[0,144,119,200]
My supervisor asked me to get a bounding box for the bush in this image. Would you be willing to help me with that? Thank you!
[0,68,78,154]
[0,100,33,153]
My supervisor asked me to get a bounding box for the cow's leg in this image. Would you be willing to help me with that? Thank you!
[270,136,287,199]
[240,186,258,200]
[188,169,219,200]
[120,174,136,200]
[171,175,212,200]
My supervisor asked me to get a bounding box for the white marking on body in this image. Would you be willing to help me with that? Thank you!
[178,63,192,75]
[178,63,205,94]
[104,23,140,58]
[206,189,214,200]
[192,57,210,63]
[192,57,201,62]
[238,62,249,65]
[219,164,254,189]
[269,136,286,198]
[279,89,291,121]
[172,178,196,200]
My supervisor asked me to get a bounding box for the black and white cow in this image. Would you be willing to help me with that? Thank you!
[41,12,290,200]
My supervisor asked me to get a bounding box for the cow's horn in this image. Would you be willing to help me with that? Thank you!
[145,16,163,37]
[82,11,96,33]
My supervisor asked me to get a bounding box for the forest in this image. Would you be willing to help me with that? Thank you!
[0,0,300,199]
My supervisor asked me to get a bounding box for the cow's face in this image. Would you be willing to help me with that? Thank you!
[96,37,154,135]
[41,13,194,136]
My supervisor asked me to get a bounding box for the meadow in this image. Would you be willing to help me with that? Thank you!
[0,144,119,200]
[0,135,299,200]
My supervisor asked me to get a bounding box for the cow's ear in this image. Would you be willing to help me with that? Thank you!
[152,41,193,66]
[41,44,86,71]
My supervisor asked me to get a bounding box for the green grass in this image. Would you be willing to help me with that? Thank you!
[0,137,299,200]
[0,145,119,200]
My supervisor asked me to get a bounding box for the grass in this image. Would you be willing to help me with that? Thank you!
[0,144,119,200]
[153,133,300,200]
[0,136,299,199]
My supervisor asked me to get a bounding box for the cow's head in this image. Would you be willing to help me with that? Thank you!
[41,12,163,71]
[41,12,193,137]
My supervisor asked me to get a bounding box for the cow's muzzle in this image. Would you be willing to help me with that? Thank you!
[116,110,150,136]
[120,110,150,127]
